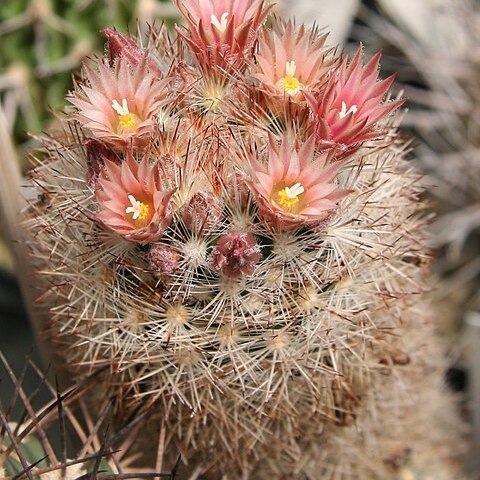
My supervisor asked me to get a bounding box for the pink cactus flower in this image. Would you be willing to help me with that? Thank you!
[173,0,271,68]
[96,154,174,244]
[246,135,349,230]
[68,57,168,151]
[251,22,333,101]
[305,46,404,153]
[210,231,261,277]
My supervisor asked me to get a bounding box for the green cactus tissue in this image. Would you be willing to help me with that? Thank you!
[23,0,465,478]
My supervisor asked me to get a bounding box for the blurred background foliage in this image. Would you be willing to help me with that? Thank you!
[355,0,480,333]
[0,0,178,154]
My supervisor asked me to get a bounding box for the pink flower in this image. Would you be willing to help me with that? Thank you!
[96,154,174,244]
[246,135,349,230]
[305,46,404,152]
[173,0,271,68]
[210,232,261,277]
[251,22,333,101]
[68,57,168,151]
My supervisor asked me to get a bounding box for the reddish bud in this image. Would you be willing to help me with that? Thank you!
[84,139,119,189]
[181,192,223,234]
[104,28,143,68]
[210,232,261,278]
[149,245,180,277]
[103,28,161,76]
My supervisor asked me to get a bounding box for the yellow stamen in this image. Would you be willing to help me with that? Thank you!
[276,182,305,209]
[283,76,300,95]
[137,203,150,220]
[118,113,136,128]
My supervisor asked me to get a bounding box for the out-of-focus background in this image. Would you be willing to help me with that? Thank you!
[0,0,479,475]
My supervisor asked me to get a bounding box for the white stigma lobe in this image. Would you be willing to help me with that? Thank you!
[211,12,229,32]
[112,98,130,116]
[339,101,358,119]
[285,182,305,199]
[125,194,142,220]
[285,60,297,77]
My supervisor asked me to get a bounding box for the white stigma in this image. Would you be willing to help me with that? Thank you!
[338,101,358,119]
[112,98,130,116]
[211,12,229,32]
[285,182,305,199]
[125,194,142,220]
[285,60,297,77]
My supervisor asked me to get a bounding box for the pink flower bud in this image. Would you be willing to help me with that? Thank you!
[103,28,161,76]
[149,245,180,277]
[84,139,119,189]
[103,28,143,68]
[181,192,223,234]
[210,232,261,278]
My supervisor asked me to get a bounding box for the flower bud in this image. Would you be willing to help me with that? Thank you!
[181,192,223,234]
[103,28,161,76]
[149,245,180,277]
[210,232,261,277]
[84,139,118,189]
[103,28,143,68]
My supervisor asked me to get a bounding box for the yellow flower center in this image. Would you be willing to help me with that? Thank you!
[118,112,136,128]
[112,98,138,132]
[281,60,302,96]
[283,76,300,95]
[278,189,300,208]
[137,202,150,220]
[276,182,305,210]
[126,194,151,225]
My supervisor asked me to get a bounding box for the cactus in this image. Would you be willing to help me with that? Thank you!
[23,1,465,478]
